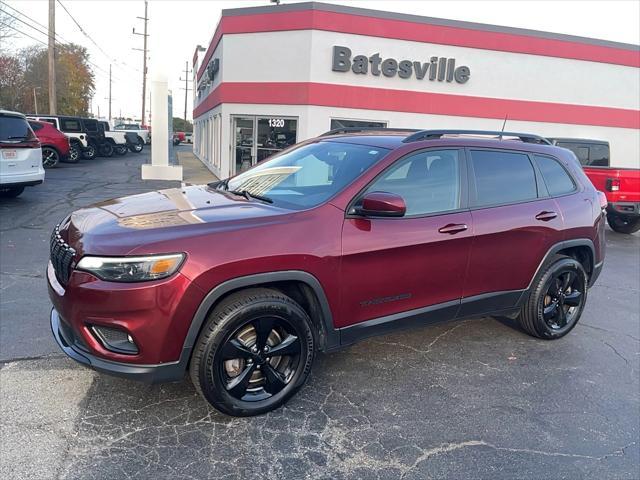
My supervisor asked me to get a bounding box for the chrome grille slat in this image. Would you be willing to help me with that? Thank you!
[49,222,75,286]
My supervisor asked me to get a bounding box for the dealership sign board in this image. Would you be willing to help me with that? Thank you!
[332,46,471,84]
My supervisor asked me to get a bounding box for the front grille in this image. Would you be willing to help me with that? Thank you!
[50,223,76,286]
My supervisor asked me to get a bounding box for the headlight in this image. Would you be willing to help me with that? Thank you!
[76,253,185,282]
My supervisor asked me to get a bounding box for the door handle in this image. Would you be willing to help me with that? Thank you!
[438,223,468,234]
[535,211,558,221]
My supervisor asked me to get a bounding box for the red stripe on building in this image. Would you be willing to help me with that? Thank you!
[196,10,640,81]
[193,82,640,129]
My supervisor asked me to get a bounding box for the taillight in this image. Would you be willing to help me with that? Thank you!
[597,191,608,210]
[606,178,620,192]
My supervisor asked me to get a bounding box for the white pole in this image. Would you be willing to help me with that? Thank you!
[141,67,182,180]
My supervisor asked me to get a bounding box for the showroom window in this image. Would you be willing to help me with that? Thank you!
[470,150,538,207]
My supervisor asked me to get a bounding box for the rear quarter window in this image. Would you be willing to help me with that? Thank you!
[534,155,576,196]
[28,121,44,131]
[60,119,81,132]
[83,120,98,132]
[470,150,538,207]
[589,144,610,167]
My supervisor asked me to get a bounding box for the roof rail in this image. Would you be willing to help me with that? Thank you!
[321,127,420,137]
[402,129,552,145]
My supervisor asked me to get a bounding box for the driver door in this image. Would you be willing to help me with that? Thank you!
[339,148,472,330]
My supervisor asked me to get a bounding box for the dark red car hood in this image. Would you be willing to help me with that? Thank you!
[64,185,292,256]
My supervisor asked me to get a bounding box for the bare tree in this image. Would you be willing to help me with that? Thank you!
[0,9,18,53]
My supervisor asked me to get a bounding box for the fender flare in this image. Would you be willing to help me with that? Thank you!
[179,271,339,363]
[525,238,597,292]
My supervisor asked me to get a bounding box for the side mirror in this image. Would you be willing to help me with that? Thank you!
[355,191,406,217]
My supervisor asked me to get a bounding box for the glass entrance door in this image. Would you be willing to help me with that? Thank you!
[233,117,254,174]
[256,117,297,163]
[232,116,298,174]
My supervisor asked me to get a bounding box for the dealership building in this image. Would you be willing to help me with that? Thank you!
[192,2,639,178]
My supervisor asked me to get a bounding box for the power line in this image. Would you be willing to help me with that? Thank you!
[0,1,70,44]
[0,21,47,46]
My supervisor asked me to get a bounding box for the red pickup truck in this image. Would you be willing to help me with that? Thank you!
[548,138,640,234]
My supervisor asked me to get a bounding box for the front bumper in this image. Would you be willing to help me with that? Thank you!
[50,308,186,383]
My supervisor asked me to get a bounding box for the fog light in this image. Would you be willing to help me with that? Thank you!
[91,325,139,355]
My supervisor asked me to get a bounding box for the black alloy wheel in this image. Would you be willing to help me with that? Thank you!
[518,255,588,339]
[99,142,114,157]
[541,269,584,332]
[129,140,143,153]
[607,214,640,234]
[220,316,303,402]
[190,288,315,417]
[67,144,80,163]
[82,143,96,160]
[114,144,128,156]
[41,146,59,168]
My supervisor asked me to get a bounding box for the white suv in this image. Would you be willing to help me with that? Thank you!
[0,110,45,198]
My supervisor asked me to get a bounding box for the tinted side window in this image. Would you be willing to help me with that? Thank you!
[364,149,461,216]
[60,119,81,132]
[41,118,57,127]
[534,155,576,196]
[470,150,537,207]
[83,120,98,132]
[29,121,43,131]
[557,142,590,165]
[589,144,610,166]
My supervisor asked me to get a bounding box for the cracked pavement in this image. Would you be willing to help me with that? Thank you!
[1,148,639,479]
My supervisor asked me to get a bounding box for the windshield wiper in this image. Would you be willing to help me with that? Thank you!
[229,189,273,204]
[208,178,229,190]
[0,136,28,142]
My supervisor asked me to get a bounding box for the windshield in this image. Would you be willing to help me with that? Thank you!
[224,141,389,210]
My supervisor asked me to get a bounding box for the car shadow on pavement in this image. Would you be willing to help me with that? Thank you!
[52,316,639,480]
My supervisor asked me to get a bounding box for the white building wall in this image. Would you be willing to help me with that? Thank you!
[194,28,639,176]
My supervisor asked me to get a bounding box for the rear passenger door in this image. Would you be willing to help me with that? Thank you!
[462,149,563,312]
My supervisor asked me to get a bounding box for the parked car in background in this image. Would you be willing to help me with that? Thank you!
[184,132,193,144]
[113,123,149,152]
[98,121,133,156]
[549,138,640,234]
[28,120,70,168]
[49,128,605,416]
[27,115,88,163]
[173,131,185,145]
[1,110,44,198]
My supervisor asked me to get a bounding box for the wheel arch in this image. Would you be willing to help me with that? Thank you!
[527,239,596,293]
[181,271,339,366]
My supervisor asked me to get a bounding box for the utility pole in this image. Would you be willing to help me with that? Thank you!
[108,64,112,122]
[133,0,149,125]
[179,60,192,122]
[33,87,38,114]
[48,0,56,114]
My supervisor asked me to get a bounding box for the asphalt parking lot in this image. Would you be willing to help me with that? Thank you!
[1,147,639,479]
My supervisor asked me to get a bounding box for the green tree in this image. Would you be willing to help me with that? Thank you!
[172,117,193,132]
[0,43,95,115]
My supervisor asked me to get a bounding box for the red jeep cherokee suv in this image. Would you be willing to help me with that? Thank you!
[48,129,605,416]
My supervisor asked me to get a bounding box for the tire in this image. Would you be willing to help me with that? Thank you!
[99,142,114,158]
[82,143,96,160]
[517,255,588,339]
[189,288,315,417]
[129,140,143,153]
[114,144,128,156]
[41,146,59,168]
[607,214,640,234]
[67,144,80,163]
[0,186,25,198]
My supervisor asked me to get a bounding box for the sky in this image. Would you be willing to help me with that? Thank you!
[2,0,639,122]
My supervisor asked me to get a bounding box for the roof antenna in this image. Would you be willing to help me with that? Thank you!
[499,115,508,140]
